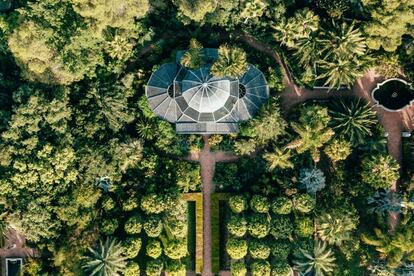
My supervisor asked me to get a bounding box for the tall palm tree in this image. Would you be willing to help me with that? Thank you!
[293,241,336,275]
[263,148,294,171]
[210,45,248,78]
[83,237,127,276]
[180,38,205,69]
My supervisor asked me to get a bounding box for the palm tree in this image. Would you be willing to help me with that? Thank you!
[180,38,205,69]
[317,57,365,89]
[293,241,336,275]
[83,237,127,276]
[210,45,248,78]
[316,211,358,246]
[263,148,294,171]
[329,99,376,146]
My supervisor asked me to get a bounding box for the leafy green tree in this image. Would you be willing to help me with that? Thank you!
[271,260,292,276]
[248,214,271,238]
[141,194,165,214]
[316,0,350,18]
[83,238,127,276]
[227,214,248,237]
[299,168,326,195]
[270,240,291,259]
[143,216,163,238]
[211,45,248,78]
[249,239,271,260]
[162,238,188,260]
[165,259,186,276]
[124,237,142,259]
[250,195,270,213]
[146,239,162,259]
[316,206,359,246]
[227,238,248,259]
[271,197,293,215]
[263,148,294,171]
[180,39,205,69]
[294,216,314,238]
[124,262,140,276]
[293,241,336,275]
[124,215,142,235]
[324,139,352,162]
[165,218,187,239]
[145,259,163,276]
[251,260,271,276]
[231,261,247,276]
[240,0,268,21]
[172,0,217,23]
[362,0,414,51]
[294,194,316,214]
[329,99,376,146]
[101,218,118,235]
[270,216,293,239]
[361,154,400,189]
[229,195,248,213]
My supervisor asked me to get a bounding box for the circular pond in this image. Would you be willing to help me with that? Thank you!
[372,78,414,112]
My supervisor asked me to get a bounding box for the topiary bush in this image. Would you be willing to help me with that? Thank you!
[248,214,270,238]
[124,214,142,235]
[145,259,163,276]
[124,262,140,276]
[141,193,165,214]
[250,195,270,213]
[271,197,293,215]
[165,218,187,238]
[271,260,292,276]
[231,260,247,276]
[229,195,248,213]
[270,216,294,239]
[270,240,291,260]
[123,237,142,259]
[294,216,314,238]
[165,259,186,276]
[251,260,271,276]
[163,238,188,260]
[226,237,248,259]
[143,216,163,237]
[249,239,271,260]
[101,218,118,235]
[146,239,162,259]
[361,154,400,189]
[102,197,116,211]
[294,194,316,213]
[227,214,248,237]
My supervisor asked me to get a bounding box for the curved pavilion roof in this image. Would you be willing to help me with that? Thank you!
[146,49,269,134]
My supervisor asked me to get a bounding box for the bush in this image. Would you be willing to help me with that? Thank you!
[294,194,315,213]
[226,238,248,259]
[122,197,139,211]
[229,195,248,213]
[250,195,270,213]
[361,154,400,189]
[271,260,291,276]
[270,240,291,259]
[166,218,187,238]
[124,237,142,259]
[270,216,293,239]
[165,259,186,276]
[249,239,271,259]
[251,260,271,276]
[271,197,292,215]
[141,193,165,214]
[101,218,118,235]
[146,239,162,259]
[163,238,188,259]
[143,216,163,237]
[324,139,352,162]
[124,215,142,235]
[248,214,270,238]
[231,261,247,276]
[146,259,163,276]
[124,262,140,276]
[294,216,314,237]
[299,168,326,195]
[102,197,116,211]
[227,214,248,237]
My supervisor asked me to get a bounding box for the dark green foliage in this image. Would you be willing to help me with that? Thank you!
[227,214,248,237]
[250,195,270,213]
[294,216,314,238]
[249,238,271,259]
[251,260,271,276]
[293,194,316,214]
[270,216,294,239]
[271,197,293,215]
[270,240,291,259]
[248,213,271,238]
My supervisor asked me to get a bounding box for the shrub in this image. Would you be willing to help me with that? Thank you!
[324,139,352,162]
[146,239,162,259]
[122,197,139,211]
[163,238,188,259]
[101,218,118,235]
[271,197,292,215]
[124,237,142,259]
[270,240,291,259]
[143,216,163,237]
[124,215,142,235]
[294,216,314,238]
[231,261,247,276]
[229,195,248,213]
[165,218,187,238]
[227,214,248,237]
[250,195,270,213]
[141,193,165,214]
[165,259,186,276]
[124,262,140,276]
[294,194,315,213]
[226,238,248,259]
[299,168,326,195]
[102,197,116,211]
[145,259,163,276]
[271,260,291,276]
[249,239,271,259]
[251,260,271,276]
[361,154,400,189]
[248,214,270,238]
[270,216,293,240]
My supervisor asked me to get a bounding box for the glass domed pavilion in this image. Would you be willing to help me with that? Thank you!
[145,48,269,134]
